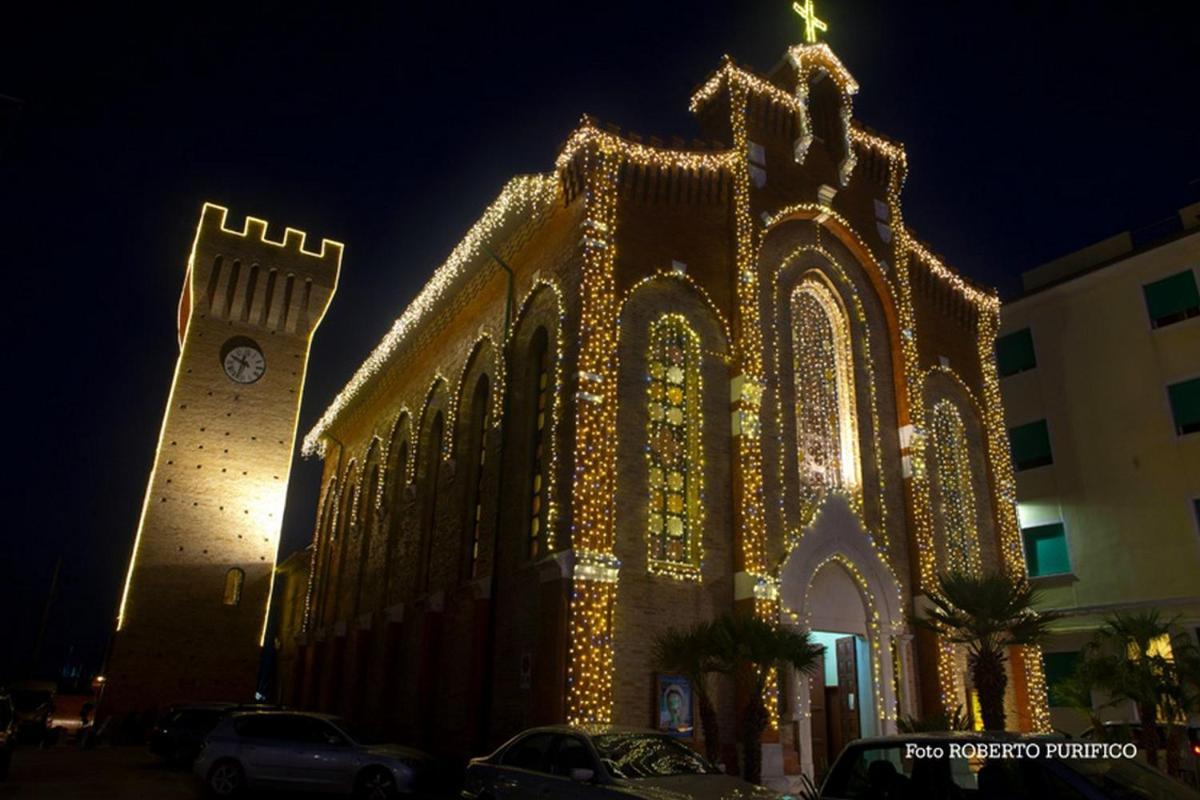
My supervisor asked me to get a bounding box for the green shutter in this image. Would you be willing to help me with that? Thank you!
[1143,270,1200,327]
[1043,651,1081,705]
[1023,522,1071,576]
[997,328,1037,376]
[1168,378,1200,435]
[1009,419,1053,470]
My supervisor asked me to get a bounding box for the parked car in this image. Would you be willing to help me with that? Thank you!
[194,710,432,798]
[151,702,286,764]
[818,732,1200,799]
[0,690,15,780]
[461,725,786,800]
[1080,722,1200,787]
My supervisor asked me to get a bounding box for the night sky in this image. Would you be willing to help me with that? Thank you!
[2,1,1197,684]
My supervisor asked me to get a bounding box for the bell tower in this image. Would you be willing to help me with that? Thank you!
[102,203,342,717]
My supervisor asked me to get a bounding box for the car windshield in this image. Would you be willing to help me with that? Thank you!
[592,733,717,779]
[330,718,386,746]
[1061,756,1198,800]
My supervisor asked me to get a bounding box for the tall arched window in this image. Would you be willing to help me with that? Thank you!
[382,422,409,600]
[462,376,490,580]
[931,399,981,575]
[353,459,380,615]
[526,328,551,559]
[417,412,444,593]
[791,275,860,519]
[223,568,244,606]
[646,314,703,578]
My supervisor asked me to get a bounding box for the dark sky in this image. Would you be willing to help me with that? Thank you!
[1,1,1196,683]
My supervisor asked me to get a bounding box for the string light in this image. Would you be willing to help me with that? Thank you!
[303,176,559,456]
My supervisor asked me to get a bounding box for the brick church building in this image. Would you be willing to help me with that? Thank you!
[286,38,1050,779]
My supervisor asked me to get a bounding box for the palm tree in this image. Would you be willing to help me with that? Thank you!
[710,613,823,786]
[897,705,969,733]
[912,571,1059,731]
[1081,611,1200,772]
[1049,673,1105,738]
[652,620,724,764]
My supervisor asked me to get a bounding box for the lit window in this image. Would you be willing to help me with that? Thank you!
[527,330,552,559]
[1009,419,1053,471]
[1022,522,1071,577]
[1167,378,1200,436]
[646,315,703,578]
[223,568,244,606]
[996,328,1036,377]
[792,275,860,521]
[1143,270,1200,329]
[931,400,981,575]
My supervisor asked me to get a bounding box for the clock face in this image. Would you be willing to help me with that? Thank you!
[222,342,266,384]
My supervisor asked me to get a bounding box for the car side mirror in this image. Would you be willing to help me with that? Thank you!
[569,768,595,782]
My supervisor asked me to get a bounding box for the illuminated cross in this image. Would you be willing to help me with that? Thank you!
[793,0,828,44]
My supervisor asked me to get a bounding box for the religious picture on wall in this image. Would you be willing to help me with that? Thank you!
[655,674,694,738]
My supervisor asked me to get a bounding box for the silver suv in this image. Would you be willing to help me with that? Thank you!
[194,711,431,798]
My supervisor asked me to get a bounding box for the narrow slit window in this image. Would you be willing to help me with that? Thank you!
[223,568,244,606]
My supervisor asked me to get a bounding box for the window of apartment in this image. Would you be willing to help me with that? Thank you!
[996,328,1037,377]
[1143,269,1200,329]
[1043,651,1081,705]
[1022,522,1071,577]
[1009,419,1053,471]
[1167,377,1200,435]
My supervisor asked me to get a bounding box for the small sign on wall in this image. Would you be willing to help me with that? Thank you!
[655,674,694,739]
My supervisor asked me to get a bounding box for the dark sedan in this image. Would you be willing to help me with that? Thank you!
[462,725,787,800]
[820,732,1199,799]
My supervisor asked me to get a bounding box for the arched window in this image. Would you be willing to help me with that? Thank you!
[462,376,490,580]
[382,422,409,599]
[646,314,703,577]
[931,399,981,575]
[526,327,551,559]
[417,412,444,593]
[791,275,860,519]
[223,568,244,606]
[353,459,380,615]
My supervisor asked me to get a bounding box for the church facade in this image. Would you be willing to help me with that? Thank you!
[291,42,1050,776]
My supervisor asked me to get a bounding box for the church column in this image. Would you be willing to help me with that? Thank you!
[564,134,623,725]
[976,306,1051,732]
[724,81,785,767]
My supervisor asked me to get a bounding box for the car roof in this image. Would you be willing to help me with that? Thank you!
[227,709,340,721]
[506,725,679,739]
[847,732,1067,746]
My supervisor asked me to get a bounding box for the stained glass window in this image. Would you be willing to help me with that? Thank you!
[931,400,981,575]
[646,315,703,578]
[791,276,860,521]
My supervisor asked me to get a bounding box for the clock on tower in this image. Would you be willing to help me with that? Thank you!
[102,203,342,719]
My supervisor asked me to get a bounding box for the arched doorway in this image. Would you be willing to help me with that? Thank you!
[778,496,911,778]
